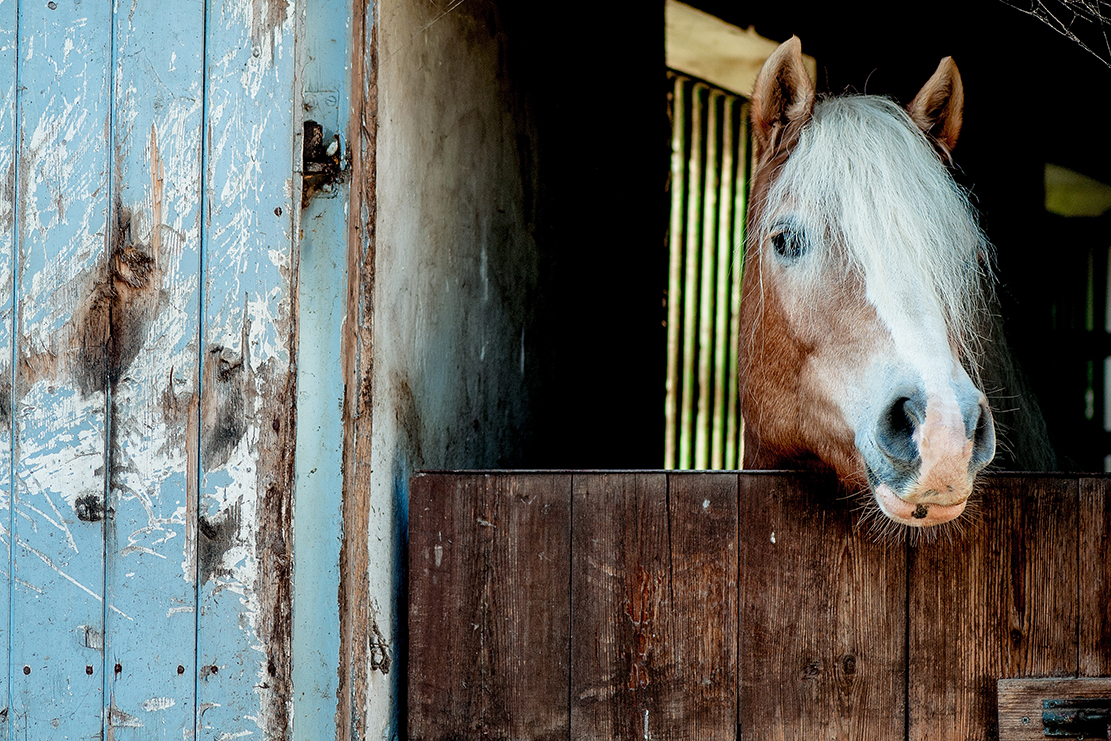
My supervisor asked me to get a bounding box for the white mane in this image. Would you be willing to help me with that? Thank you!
[757,95,993,365]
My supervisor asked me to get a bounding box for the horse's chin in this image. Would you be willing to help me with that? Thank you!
[872,481,968,527]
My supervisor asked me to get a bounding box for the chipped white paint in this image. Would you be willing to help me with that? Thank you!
[9,1,115,735]
[6,0,302,737]
[142,696,177,712]
[108,703,144,729]
[77,624,104,650]
[214,730,254,741]
[197,0,299,736]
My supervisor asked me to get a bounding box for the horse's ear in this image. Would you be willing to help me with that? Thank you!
[907,56,964,160]
[751,36,815,160]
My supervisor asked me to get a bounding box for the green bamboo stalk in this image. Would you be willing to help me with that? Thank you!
[665,74,688,469]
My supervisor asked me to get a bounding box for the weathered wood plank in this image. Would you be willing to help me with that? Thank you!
[572,472,732,740]
[337,1,377,737]
[102,1,205,736]
[737,472,906,741]
[997,677,1111,741]
[1080,476,1111,678]
[10,0,113,736]
[571,472,669,740]
[0,0,17,727]
[908,476,1079,741]
[292,0,351,732]
[663,472,739,737]
[408,472,572,741]
[195,0,298,737]
[408,472,1111,739]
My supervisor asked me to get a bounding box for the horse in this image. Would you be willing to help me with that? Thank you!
[739,37,1054,529]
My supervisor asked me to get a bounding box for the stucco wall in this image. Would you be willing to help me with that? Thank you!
[361,1,665,735]
[375,3,539,478]
[365,0,543,733]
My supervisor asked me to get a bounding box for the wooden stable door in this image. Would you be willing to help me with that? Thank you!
[0,1,312,737]
[408,471,1111,740]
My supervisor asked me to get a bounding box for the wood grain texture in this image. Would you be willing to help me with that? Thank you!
[194,0,299,737]
[570,472,738,740]
[909,476,1079,741]
[10,1,113,735]
[1080,476,1111,677]
[663,472,739,736]
[6,1,302,737]
[102,3,205,734]
[409,472,572,741]
[571,472,670,740]
[407,472,1111,740]
[0,0,16,727]
[997,677,1111,740]
[737,472,906,741]
[337,0,378,737]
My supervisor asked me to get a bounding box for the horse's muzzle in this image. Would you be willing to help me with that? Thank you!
[868,388,996,526]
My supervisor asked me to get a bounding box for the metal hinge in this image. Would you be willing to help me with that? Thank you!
[999,678,1111,740]
[1043,699,1111,738]
[301,119,342,208]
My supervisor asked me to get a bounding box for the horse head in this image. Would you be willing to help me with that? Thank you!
[740,37,997,527]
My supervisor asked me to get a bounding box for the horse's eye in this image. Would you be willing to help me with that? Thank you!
[771,228,807,261]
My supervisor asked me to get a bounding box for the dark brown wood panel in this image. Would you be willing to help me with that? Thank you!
[570,473,738,739]
[408,472,572,741]
[664,473,740,735]
[407,472,1111,740]
[908,476,1079,741]
[737,472,907,741]
[1080,476,1111,677]
[570,472,675,740]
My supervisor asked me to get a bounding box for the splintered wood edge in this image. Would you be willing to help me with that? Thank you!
[997,678,1111,740]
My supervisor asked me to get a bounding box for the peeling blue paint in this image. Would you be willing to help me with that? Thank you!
[291,0,349,734]
[4,0,307,738]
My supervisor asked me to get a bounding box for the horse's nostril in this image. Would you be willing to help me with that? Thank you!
[889,398,915,438]
[876,395,921,465]
[971,403,996,469]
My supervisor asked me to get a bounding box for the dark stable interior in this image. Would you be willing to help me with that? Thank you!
[494,2,1111,471]
[691,0,1111,470]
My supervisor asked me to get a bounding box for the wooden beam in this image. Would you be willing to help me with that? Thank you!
[665,0,816,97]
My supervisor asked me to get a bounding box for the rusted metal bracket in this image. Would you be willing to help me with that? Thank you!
[301,119,342,207]
[1043,698,1111,738]
[999,679,1111,740]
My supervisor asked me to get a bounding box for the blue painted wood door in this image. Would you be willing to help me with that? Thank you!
[0,0,309,736]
